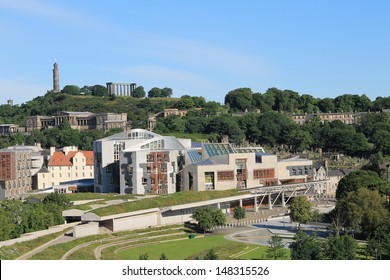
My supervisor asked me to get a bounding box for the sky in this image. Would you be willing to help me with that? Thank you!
[1,0,390,105]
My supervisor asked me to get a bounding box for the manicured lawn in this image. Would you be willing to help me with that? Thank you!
[116,234,275,260]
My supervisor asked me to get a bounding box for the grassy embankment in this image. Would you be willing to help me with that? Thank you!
[92,189,244,217]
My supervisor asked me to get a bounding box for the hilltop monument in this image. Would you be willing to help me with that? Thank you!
[52,62,60,93]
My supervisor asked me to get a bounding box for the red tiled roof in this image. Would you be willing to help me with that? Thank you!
[82,151,94,166]
[48,151,72,166]
[48,150,94,166]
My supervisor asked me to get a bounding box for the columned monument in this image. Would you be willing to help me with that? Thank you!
[106,82,136,96]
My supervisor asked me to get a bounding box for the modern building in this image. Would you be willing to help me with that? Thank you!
[182,144,313,192]
[34,146,94,190]
[0,147,36,200]
[93,129,315,195]
[93,129,191,194]
[26,111,131,132]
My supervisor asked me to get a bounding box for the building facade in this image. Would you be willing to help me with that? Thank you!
[291,111,367,125]
[93,129,190,194]
[34,146,94,190]
[0,124,20,135]
[27,111,130,132]
[93,129,315,195]
[0,149,32,200]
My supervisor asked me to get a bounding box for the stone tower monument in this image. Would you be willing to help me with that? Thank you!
[53,62,60,93]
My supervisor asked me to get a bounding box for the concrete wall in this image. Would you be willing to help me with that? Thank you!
[0,222,79,248]
[113,212,158,232]
[73,222,99,238]
[160,209,193,225]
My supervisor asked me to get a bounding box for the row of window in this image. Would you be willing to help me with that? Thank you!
[214,169,276,181]
[42,172,93,178]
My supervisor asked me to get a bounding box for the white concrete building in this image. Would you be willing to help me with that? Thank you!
[93,129,191,194]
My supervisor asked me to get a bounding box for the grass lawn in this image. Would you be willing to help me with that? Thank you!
[0,229,69,260]
[115,234,281,260]
[92,189,243,217]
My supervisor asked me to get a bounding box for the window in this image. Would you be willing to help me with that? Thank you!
[217,171,234,181]
[253,168,275,179]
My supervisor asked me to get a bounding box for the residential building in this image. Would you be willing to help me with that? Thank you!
[0,144,46,199]
[34,146,94,189]
[26,111,131,132]
[291,111,367,125]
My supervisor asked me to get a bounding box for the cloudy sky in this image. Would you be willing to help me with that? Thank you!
[1,0,390,105]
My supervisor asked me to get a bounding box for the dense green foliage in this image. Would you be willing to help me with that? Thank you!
[0,194,72,241]
[2,87,390,156]
[233,206,246,221]
[192,206,227,233]
[335,188,390,234]
[289,230,323,260]
[289,196,313,229]
[266,235,287,260]
[336,170,390,199]
[289,231,358,260]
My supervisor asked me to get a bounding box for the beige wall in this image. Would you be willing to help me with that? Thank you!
[73,222,99,238]
[184,153,312,192]
[36,151,93,189]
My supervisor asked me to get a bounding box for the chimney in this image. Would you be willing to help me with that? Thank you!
[50,147,56,156]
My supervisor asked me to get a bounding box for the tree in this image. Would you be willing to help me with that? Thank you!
[42,193,73,209]
[159,253,168,260]
[161,87,173,98]
[192,207,226,233]
[148,87,162,98]
[336,170,390,199]
[336,188,390,234]
[139,252,149,260]
[224,88,253,112]
[233,206,245,222]
[328,208,347,235]
[266,235,287,260]
[91,85,108,96]
[324,234,357,260]
[204,248,218,260]
[289,230,323,260]
[61,85,80,95]
[289,196,313,229]
[132,86,146,98]
[365,227,390,260]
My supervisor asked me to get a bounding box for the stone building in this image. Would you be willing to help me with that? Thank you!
[53,62,60,93]
[34,146,94,190]
[0,124,20,135]
[291,111,367,125]
[0,144,47,199]
[26,111,131,132]
[106,82,136,96]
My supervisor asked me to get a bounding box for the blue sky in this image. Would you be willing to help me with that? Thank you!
[1,0,390,105]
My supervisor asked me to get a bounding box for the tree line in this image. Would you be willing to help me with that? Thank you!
[60,84,173,99]
[225,87,390,113]
[0,193,71,241]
